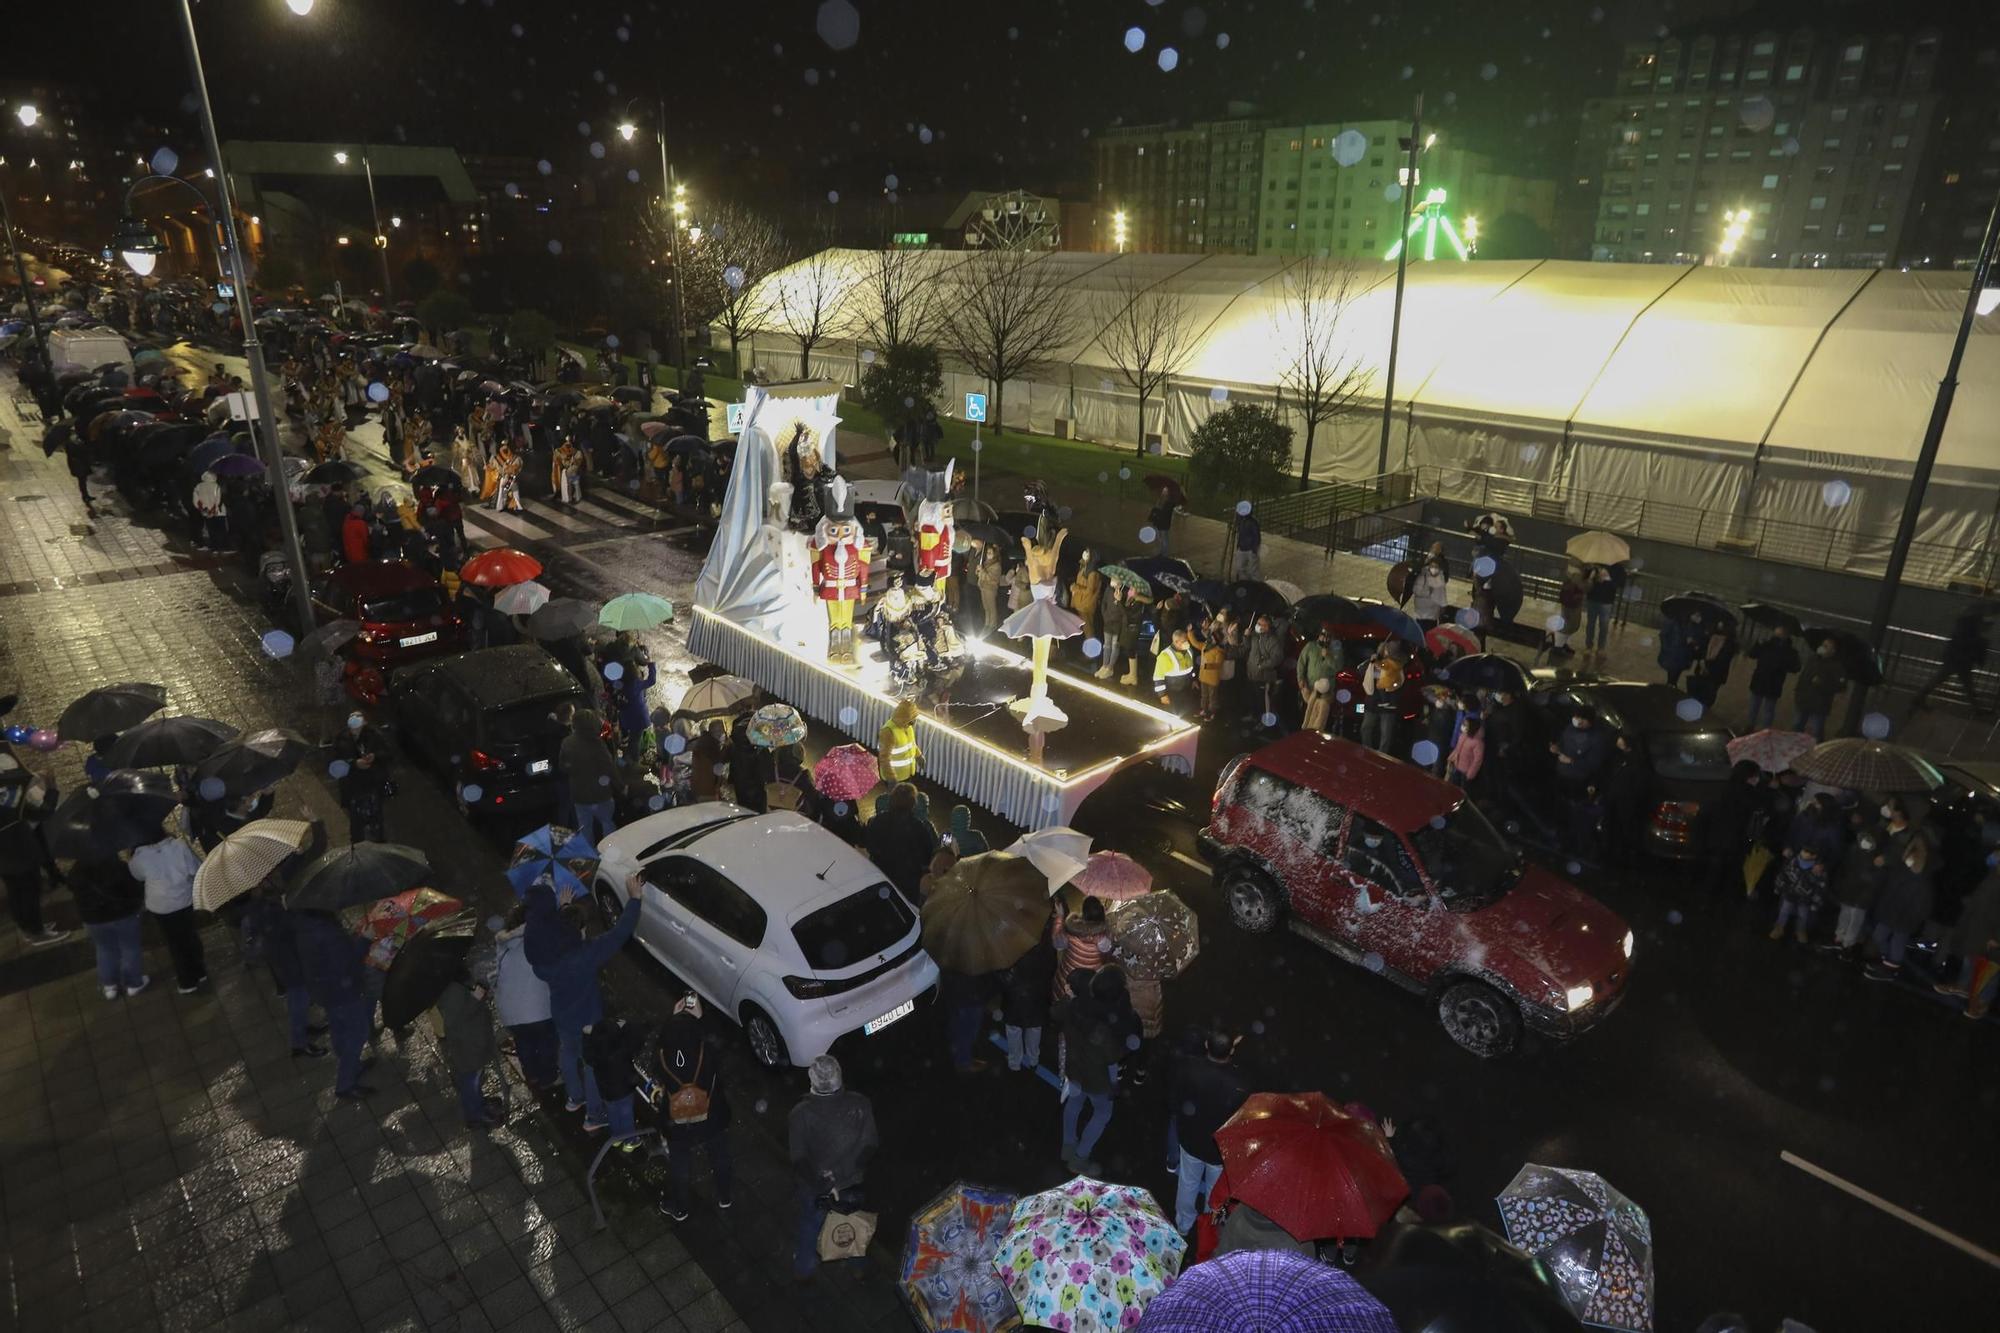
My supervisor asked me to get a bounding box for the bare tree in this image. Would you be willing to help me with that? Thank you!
[941,250,1079,437]
[859,245,943,354]
[1271,256,1373,489]
[675,201,789,376]
[1093,269,1200,456]
[774,245,854,378]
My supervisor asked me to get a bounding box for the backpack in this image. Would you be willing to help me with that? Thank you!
[664,1045,711,1125]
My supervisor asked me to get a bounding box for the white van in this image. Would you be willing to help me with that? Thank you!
[47,328,134,377]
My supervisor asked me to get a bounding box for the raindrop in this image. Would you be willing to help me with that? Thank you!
[1384,183,1404,202]
[827,190,841,204]
[1456,607,1482,629]
[723,265,745,290]
[615,25,629,41]
[1235,500,1252,516]
[815,0,860,51]
[1430,815,1447,829]
[1821,479,1852,508]
[753,1098,769,1114]
[1545,614,1567,632]
[1083,637,1103,659]
[804,69,820,86]
[1043,792,1061,812]
[511,22,524,37]
[1861,712,1892,740]
[1782,138,1801,157]
[1138,525,1157,544]
[1260,712,1278,728]
[1410,739,1439,767]
[1675,698,1705,722]
[1480,62,1499,80]
[884,173,899,190]
[603,660,625,681]
[1362,952,1385,973]
[260,629,296,658]
[1335,689,1352,704]
[1666,909,1684,925]
[1098,471,1109,483]
[536,159,553,176]
[1124,1033,1142,1050]
[504,182,520,198]
[860,349,876,365]
[714,763,728,777]
[834,801,850,816]
[664,733,687,755]
[198,777,226,802]
[461,784,483,802]
[647,794,666,811]
[151,147,180,176]
[1157,47,1179,72]
[1118,468,1132,481]
[1124,27,1146,54]
[366,381,389,403]
[547,240,563,255]
[918,126,934,145]
[588,142,605,159]
[1522,443,1542,465]
[1738,96,1776,132]
[606,334,620,351]
[1333,129,1368,167]
[1249,1019,1266,1035]
[970,438,982,453]
[1215,32,1230,50]
[626,168,641,184]
[1401,65,1414,80]
[575,120,590,136]
[327,759,350,779]
[1472,555,1497,578]
[1565,861,1583,876]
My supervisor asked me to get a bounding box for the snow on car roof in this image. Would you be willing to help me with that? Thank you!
[1245,732,1462,834]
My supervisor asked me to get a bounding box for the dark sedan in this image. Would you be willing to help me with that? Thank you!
[388,645,586,819]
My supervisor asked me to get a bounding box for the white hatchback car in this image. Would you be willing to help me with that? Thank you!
[594,804,939,1067]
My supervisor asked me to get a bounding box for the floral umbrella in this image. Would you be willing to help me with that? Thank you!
[1496,1164,1654,1333]
[1096,564,1150,595]
[993,1176,1184,1333]
[504,825,601,903]
[813,743,880,803]
[340,887,464,972]
[748,702,807,749]
[1107,890,1198,982]
[901,1181,1022,1333]
[1070,850,1152,903]
[1724,729,1816,775]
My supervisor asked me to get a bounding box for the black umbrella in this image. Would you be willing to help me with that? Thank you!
[1441,653,1533,697]
[1356,1219,1582,1333]
[285,841,433,912]
[57,683,168,742]
[1660,591,1736,631]
[954,520,1012,554]
[380,912,478,1031]
[46,770,183,860]
[408,463,463,493]
[664,434,711,459]
[1739,602,1804,636]
[1799,625,1886,687]
[1124,555,1198,599]
[305,458,368,485]
[106,715,239,769]
[526,598,602,641]
[190,728,310,799]
[1293,593,1368,632]
[611,385,649,404]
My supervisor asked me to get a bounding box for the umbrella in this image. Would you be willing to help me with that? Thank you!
[900,1181,1022,1333]
[577,395,616,411]
[638,419,671,439]
[1096,564,1151,595]
[106,715,237,769]
[1006,826,1095,892]
[1266,578,1306,605]
[994,1177,1184,1333]
[192,818,316,912]
[1216,1093,1410,1242]
[678,675,757,718]
[1441,653,1531,697]
[664,434,713,459]
[58,682,167,742]
[921,852,1050,974]
[1143,474,1186,507]
[45,771,183,860]
[1071,850,1153,903]
[190,728,309,799]
[300,619,361,658]
[407,342,446,359]
[747,703,806,750]
[408,463,464,493]
[813,744,879,803]
[1798,625,1885,687]
[1359,601,1425,648]
[1725,729,1816,774]
[374,481,415,508]
[1564,532,1630,566]
[380,912,478,1031]
[1124,555,1198,599]
[460,547,543,587]
[1293,594,1367,632]
[1107,889,1198,981]
[1355,1219,1584,1333]
[1738,602,1804,635]
[1659,591,1736,630]
[1189,578,1232,609]
[1426,624,1480,661]
[1496,1165,1654,1333]
[1136,1250,1396,1333]
[599,592,676,631]
[504,825,601,903]
[206,453,265,478]
[1220,579,1295,624]
[1789,738,1943,793]
[305,458,367,485]
[524,598,602,641]
[344,887,466,970]
[286,842,433,912]
[494,580,551,615]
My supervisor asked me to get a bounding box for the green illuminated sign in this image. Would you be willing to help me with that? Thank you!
[892,232,930,246]
[1384,188,1471,262]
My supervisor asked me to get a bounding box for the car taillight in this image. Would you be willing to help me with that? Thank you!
[1651,800,1697,830]
[468,749,506,771]
[783,975,835,999]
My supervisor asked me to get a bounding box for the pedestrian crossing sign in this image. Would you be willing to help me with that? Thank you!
[726,402,746,434]
[964,392,987,424]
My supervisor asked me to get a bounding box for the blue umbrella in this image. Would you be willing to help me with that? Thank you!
[1359,600,1425,648]
[0,320,25,337]
[504,824,601,903]
[206,452,266,478]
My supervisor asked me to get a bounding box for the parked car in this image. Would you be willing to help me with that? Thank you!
[388,644,584,818]
[593,804,940,1067]
[1199,733,1633,1057]
[1523,673,1733,859]
[311,559,467,671]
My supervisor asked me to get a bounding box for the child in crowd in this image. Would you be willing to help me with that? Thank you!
[1447,716,1485,788]
[1771,845,1829,945]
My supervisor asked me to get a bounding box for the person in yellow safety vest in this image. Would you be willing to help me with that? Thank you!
[878,698,922,783]
[1153,628,1197,717]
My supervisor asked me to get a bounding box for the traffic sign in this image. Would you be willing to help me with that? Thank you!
[964,392,987,424]
[725,401,746,434]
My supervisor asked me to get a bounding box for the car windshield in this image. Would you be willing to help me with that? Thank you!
[1650,731,1732,781]
[791,884,916,973]
[360,586,444,622]
[483,696,574,746]
[1408,801,1521,907]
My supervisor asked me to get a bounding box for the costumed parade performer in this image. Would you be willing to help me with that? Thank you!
[1002,512,1085,728]
[811,476,871,665]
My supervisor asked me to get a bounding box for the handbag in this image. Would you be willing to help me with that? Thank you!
[816,1201,877,1260]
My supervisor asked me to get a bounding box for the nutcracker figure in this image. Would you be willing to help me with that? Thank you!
[811,476,872,665]
[904,460,956,601]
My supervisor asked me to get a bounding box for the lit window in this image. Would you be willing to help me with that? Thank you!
[1762,174,1780,189]
[1808,195,1827,210]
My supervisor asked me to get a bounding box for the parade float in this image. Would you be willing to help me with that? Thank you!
[687,381,1197,828]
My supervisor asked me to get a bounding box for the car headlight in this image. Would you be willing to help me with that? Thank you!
[1564,983,1595,1012]
[1621,930,1634,959]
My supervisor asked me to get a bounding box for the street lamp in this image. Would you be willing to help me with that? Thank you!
[112,214,166,276]
[617,122,637,142]
[1113,208,1128,253]
[285,0,316,14]
[13,104,36,128]
[618,98,688,388]
[1718,207,1750,265]
[333,145,391,298]
[1378,94,1432,479]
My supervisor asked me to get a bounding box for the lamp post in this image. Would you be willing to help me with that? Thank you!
[1717,207,1750,267]
[334,145,392,300]
[1846,187,2000,733]
[1113,208,1128,253]
[1,103,48,362]
[1376,97,1430,480]
[619,99,687,388]
[170,0,314,634]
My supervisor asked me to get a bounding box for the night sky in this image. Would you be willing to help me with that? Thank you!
[6,0,1968,211]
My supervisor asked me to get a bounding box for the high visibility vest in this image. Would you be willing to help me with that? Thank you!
[878,721,920,779]
[1154,646,1195,689]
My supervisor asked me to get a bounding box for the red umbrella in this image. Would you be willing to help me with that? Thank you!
[812,743,879,803]
[460,547,543,588]
[1071,850,1153,902]
[1425,623,1479,661]
[1214,1092,1409,1242]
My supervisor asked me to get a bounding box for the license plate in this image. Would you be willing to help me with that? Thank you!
[528,759,551,775]
[398,631,438,648]
[863,999,915,1035]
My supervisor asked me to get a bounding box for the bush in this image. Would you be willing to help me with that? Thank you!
[416,290,474,340]
[857,343,943,431]
[1187,403,1295,509]
[506,308,557,358]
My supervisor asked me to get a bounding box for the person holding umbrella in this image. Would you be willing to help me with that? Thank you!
[1170,1032,1251,1234]
[295,908,376,1100]
[533,873,642,1133]
[337,750,395,844]
[73,857,149,1000]
[789,1054,879,1281]
[560,708,622,845]
[126,831,206,994]
[240,884,325,1058]
[1794,637,1849,740]
[1745,626,1802,732]
[436,965,501,1131]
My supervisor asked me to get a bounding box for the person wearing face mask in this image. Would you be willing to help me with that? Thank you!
[1745,626,1801,733]
[1769,844,1829,944]
[1793,638,1848,740]
[1243,614,1285,725]
[1935,852,2000,1019]
[1408,558,1449,627]
[1865,833,1934,981]
[1825,826,1887,958]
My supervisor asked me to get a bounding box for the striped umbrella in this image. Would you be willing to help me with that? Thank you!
[1135,1250,1395,1332]
[1789,738,1943,793]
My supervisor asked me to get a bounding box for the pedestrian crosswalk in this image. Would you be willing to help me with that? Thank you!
[460,486,675,549]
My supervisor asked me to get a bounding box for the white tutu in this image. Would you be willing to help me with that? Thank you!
[1002,582,1083,640]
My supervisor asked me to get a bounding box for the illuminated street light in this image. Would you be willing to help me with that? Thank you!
[112,215,165,277]
[1718,207,1750,265]
[617,122,638,142]
[336,234,350,246]
[14,103,37,128]
[333,150,348,165]
[389,215,402,228]
[286,0,316,14]
[1113,208,1128,252]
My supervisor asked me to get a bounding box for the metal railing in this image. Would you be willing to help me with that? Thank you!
[1257,469,1417,546]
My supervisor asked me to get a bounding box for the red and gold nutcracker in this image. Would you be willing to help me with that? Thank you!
[812,476,871,665]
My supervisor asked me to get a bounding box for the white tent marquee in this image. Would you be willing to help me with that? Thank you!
[720,250,2000,579]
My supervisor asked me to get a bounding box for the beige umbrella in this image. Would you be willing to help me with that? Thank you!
[193,818,315,912]
[1565,531,1631,566]
[920,852,1050,975]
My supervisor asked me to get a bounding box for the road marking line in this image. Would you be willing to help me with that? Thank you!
[1780,1150,2000,1271]
[1169,850,1212,875]
[986,1032,1061,1090]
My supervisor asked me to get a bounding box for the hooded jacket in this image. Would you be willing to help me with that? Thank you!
[294,911,370,1007]
[534,896,640,1032]
[558,709,620,805]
